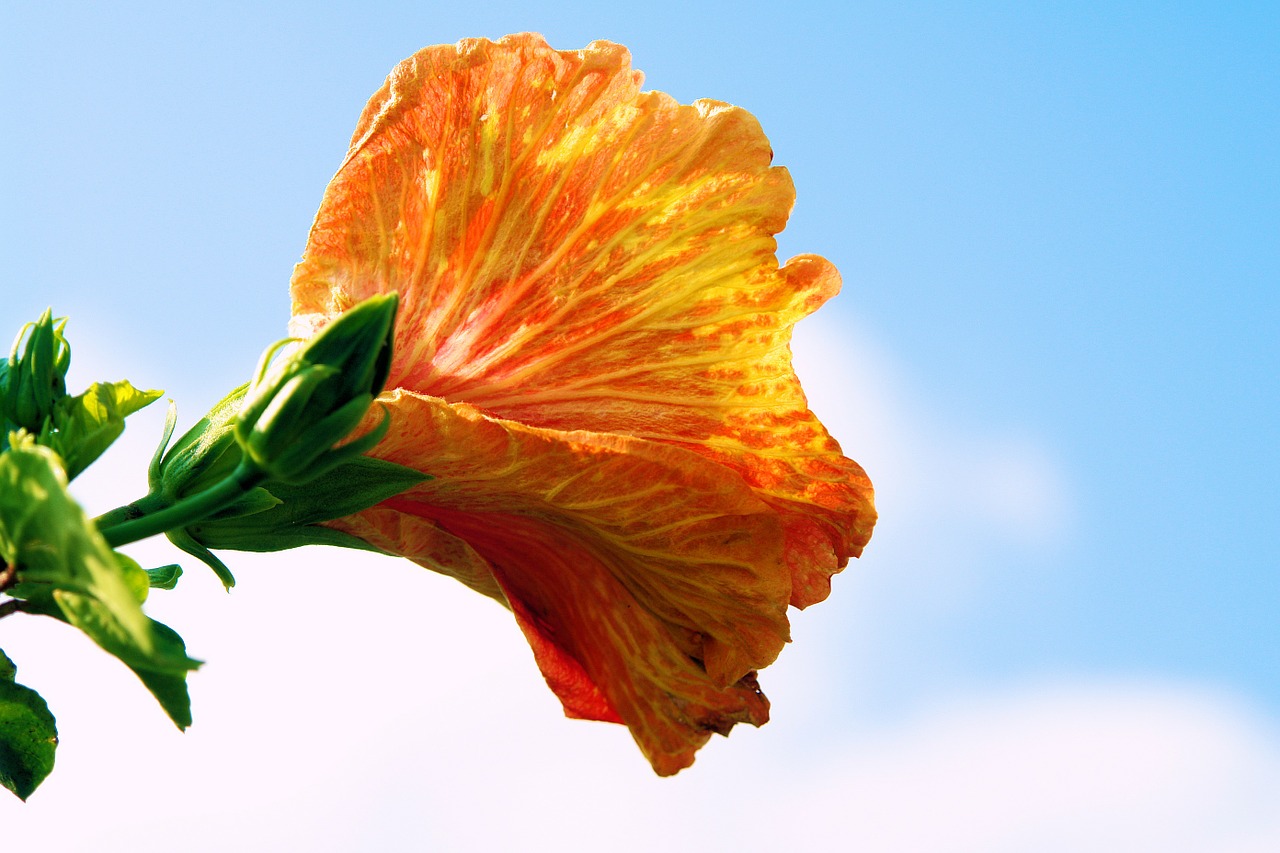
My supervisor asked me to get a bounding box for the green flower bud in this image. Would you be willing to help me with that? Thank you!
[234,293,398,483]
[92,294,409,588]
[1,309,71,431]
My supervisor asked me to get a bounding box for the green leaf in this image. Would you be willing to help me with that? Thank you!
[120,619,195,729]
[50,596,196,728]
[0,441,154,649]
[114,552,152,603]
[46,380,162,479]
[0,678,58,800]
[0,441,200,724]
[144,564,183,590]
[0,648,58,802]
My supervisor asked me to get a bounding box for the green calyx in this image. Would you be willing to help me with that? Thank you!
[98,293,425,588]
[235,293,398,483]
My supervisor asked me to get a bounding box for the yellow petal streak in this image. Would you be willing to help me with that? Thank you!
[329,391,789,774]
[290,34,876,610]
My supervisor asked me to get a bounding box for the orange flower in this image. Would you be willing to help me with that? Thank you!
[289,33,875,775]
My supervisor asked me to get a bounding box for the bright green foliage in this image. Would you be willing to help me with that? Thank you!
[144,564,183,590]
[1,297,425,800]
[113,552,154,603]
[0,649,58,801]
[43,380,163,479]
[46,599,198,728]
[0,440,200,731]
[2,440,156,651]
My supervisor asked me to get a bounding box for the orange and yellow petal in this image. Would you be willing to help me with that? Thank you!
[290,32,875,608]
[328,390,789,773]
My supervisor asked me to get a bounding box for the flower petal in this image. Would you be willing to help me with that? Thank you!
[289,33,875,607]
[327,390,788,774]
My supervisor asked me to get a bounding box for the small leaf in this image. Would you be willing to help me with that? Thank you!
[0,442,154,652]
[0,678,58,800]
[47,380,162,479]
[0,648,15,682]
[53,592,197,675]
[114,552,152,604]
[144,564,183,590]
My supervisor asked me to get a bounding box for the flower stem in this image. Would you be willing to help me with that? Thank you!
[92,493,166,530]
[98,461,266,548]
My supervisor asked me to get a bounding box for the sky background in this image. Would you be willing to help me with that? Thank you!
[2,2,1277,850]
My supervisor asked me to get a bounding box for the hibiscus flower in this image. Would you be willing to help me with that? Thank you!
[288,33,875,776]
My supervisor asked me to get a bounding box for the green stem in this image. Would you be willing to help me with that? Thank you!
[92,493,167,530]
[98,461,266,548]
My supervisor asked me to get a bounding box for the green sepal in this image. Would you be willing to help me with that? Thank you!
[189,454,427,553]
[147,400,178,487]
[208,486,282,522]
[273,400,389,485]
[0,651,58,801]
[203,523,387,554]
[240,364,340,465]
[165,527,237,590]
[153,384,246,497]
[43,380,163,479]
[144,564,183,590]
[233,294,398,484]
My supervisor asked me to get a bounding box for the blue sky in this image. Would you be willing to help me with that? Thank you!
[2,2,1277,849]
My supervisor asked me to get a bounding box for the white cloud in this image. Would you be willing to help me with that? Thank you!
[791,312,1072,551]
[759,682,1280,853]
[8,557,1279,853]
